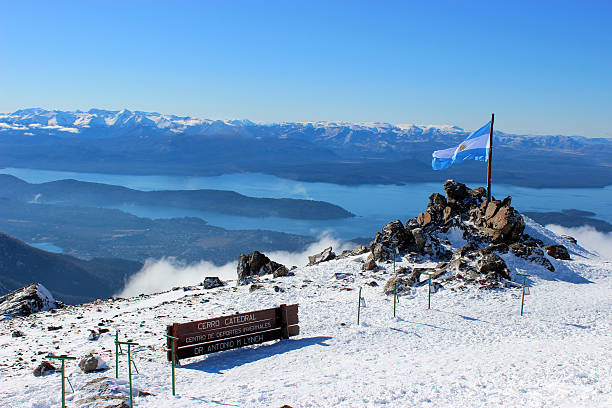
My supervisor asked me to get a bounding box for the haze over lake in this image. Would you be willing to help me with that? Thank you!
[2,167,611,240]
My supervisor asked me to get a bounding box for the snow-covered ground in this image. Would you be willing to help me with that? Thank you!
[1,220,611,407]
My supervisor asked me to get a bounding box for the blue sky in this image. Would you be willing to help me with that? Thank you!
[1,0,611,137]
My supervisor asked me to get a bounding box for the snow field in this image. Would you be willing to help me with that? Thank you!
[1,220,611,407]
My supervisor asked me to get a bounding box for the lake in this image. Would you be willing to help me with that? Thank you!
[2,167,611,240]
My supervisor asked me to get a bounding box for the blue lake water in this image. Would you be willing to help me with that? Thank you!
[2,167,611,240]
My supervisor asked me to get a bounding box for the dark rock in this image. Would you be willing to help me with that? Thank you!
[249,283,263,292]
[542,244,571,260]
[307,247,336,266]
[88,330,100,341]
[237,251,285,284]
[333,272,353,280]
[47,326,62,331]
[12,330,24,338]
[443,179,469,204]
[476,253,511,280]
[202,277,225,289]
[366,281,379,287]
[33,361,56,377]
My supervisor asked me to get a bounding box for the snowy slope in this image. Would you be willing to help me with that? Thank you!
[1,220,611,407]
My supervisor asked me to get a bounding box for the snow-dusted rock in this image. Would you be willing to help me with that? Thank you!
[33,361,56,377]
[78,353,109,373]
[0,283,60,319]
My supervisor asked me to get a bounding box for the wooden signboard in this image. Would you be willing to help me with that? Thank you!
[167,304,299,361]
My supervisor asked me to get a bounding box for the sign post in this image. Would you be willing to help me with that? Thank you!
[167,304,299,362]
[517,273,532,316]
[165,334,179,396]
[46,354,76,408]
[116,340,139,408]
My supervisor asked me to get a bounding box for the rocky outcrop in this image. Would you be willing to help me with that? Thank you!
[236,251,286,284]
[75,376,149,407]
[308,247,336,265]
[364,179,570,290]
[0,283,61,320]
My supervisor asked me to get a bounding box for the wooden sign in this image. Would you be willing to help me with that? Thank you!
[167,304,299,361]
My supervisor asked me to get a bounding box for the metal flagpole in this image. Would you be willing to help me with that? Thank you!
[486,113,494,203]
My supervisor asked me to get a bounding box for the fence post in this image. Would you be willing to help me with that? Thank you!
[357,287,362,325]
[517,273,532,316]
[116,340,139,407]
[46,354,76,408]
[165,334,179,396]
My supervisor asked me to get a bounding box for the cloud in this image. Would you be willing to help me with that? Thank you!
[118,258,237,298]
[117,231,356,297]
[546,224,612,259]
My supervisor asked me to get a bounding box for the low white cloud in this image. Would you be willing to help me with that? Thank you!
[118,258,237,298]
[546,224,612,259]
[117,232,357,297]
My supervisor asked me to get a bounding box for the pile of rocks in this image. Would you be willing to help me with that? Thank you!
[364,179,571,291]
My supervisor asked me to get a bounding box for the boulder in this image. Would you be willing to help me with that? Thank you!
[237,251,285,284]
[411,228,427,253]
[542,244,571,260]
[481,199,525,243]
[362,254,377,271]
[0,283,61,319]
[79,353,109,373]
[272,265,290,278]
[307,247,336,266]
[201,277,225,289]
[33,361,56,377]
[88,330,100,341]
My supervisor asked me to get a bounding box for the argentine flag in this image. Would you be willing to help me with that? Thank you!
[431,121,491,170]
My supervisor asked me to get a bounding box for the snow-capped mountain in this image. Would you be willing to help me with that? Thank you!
[1,108,611,188]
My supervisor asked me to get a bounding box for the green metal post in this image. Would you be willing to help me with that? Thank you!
[61,360,65,407]
[521,275,526,316]
[47,355,76,408]
[517,273,531,316]
[428,277,431,310]
[116,340,138,407]
[115,330,119,378]
[392,240,397,318]
[165,334,179,396]
[393,282,397,317]
[357,287,362,325]
[128,344,133,408]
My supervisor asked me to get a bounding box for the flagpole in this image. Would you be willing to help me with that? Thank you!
[486,113,494,203]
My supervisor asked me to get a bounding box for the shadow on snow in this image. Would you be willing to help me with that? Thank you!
[180,336,332,374]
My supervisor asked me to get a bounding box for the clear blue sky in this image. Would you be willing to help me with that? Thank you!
[1,0,611,137]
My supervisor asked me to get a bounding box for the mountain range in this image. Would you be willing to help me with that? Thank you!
[2,108,611,187]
